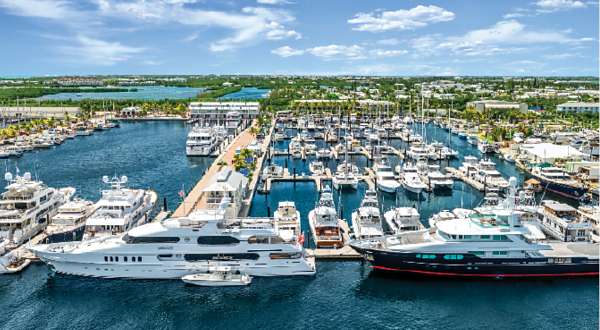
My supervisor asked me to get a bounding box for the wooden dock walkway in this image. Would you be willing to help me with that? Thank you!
[173,122,261,217]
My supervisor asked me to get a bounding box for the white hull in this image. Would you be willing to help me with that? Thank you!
[40,259,314,279]
[186,145,217,156]
[403,183,424,194]
[377,181,399,194]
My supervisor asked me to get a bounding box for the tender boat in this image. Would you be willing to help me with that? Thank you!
[181,266,252,287]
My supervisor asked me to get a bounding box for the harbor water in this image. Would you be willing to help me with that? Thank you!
[0,121,596,329]
[37,86,205,101]
[218,87,270,100]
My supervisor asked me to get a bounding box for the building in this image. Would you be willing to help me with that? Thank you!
[201,169,249,218]
[120,106,142,117]
[518,143,584,163]
[0,106,80,119]
[467,100,528,113]
[556,102,599,113]
[189,102,259,126]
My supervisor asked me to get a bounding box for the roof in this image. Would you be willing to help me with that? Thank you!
[520,143,584,160]
[202,169,248,193]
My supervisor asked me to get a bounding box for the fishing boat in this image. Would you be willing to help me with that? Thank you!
[384,207,422,234]
[308,187,343,248]
[351,189,383,239]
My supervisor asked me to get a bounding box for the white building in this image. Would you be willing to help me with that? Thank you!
[202,169,249,218]
[0,106,80,119]
[556,102,599,113]
[189,102,260,123]
[120,106,142,117]
[467,100,528,113]
[518,143,584,163]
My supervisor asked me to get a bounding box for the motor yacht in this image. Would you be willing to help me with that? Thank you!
[45,199,96,243]
[384,207,422,234]
[30,200,316,279]
[308,187,344,248]
[351,189,383,239]
[82,176,157,241]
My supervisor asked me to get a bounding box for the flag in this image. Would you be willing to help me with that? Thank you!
[297,232,305,246]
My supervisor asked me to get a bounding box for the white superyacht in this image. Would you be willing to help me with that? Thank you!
[30,200,316,279]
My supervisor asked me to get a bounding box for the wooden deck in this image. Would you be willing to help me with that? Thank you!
[173,122,260,217]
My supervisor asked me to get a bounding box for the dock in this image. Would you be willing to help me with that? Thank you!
[173,123,261,217]
[445,167,485,191]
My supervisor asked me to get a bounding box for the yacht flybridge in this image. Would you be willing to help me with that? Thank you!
[186,125,222,157]
[30,200,316,279]
[351,178,599,278]
[0,172,74,251]
[351,190,383,239]
[82,175,157,241]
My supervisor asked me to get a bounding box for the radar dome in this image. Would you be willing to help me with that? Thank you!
[120,176,128,183]
[102,176,109,183]
[4,172,12,182]
[23,172,31,181]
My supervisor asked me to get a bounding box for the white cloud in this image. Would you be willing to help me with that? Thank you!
[58,35,145,66]
[412,20,592,57]
[376,38,400,46]
[272,44,407,60]
[0,0,80,19]
[95,1,301,51]
[536,0,586,11]
[370,49,407,57]
[348,5,455,32]
[182,32,199,42]
[306,44,365,59]
[271,46,303,57]
[257,0,289,4]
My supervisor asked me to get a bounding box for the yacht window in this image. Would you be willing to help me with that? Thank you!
[104,256,108,262]
[480,235,490,239]
[443,254,464,260]
[492,251,508,256]
[157,254,174,261]
[109,256,113,262]
[197,236,240,245]
[123,235,180,244]
[469,251,485,256]
[124,256,128,262]
[137,256,142,262]
[463,235,472,239]
[493,235,508,241]
[248,236,285,244]
[184,253,260,261]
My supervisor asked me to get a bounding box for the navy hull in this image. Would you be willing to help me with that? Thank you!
[46,226,84,244]
[353,247,599,278]
[529,174,587,200]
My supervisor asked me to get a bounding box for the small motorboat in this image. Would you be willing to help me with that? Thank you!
[181,267,252,287]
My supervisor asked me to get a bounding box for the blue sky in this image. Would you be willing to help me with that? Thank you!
[0,0,597,76]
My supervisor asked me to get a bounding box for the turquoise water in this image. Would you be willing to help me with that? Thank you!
[37,86,204,101]
[0,121,596,329]
[218,87,270,100]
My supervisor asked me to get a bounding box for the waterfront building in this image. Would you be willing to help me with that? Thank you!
[201,169,248,218]
[466,100,528,113]
[0,106,79,119]
[518,143,584,163]
[120,106,142,117]
[189,102,259,124]
[556,102,599,113]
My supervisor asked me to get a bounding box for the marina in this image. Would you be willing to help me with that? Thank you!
[0,115,595,329]
[0,0,598,326]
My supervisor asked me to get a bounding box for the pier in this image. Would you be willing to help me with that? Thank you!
[173,119,274,218]
[445,167,486,191]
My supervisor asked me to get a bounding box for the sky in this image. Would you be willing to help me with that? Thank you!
[0,0,598,76]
